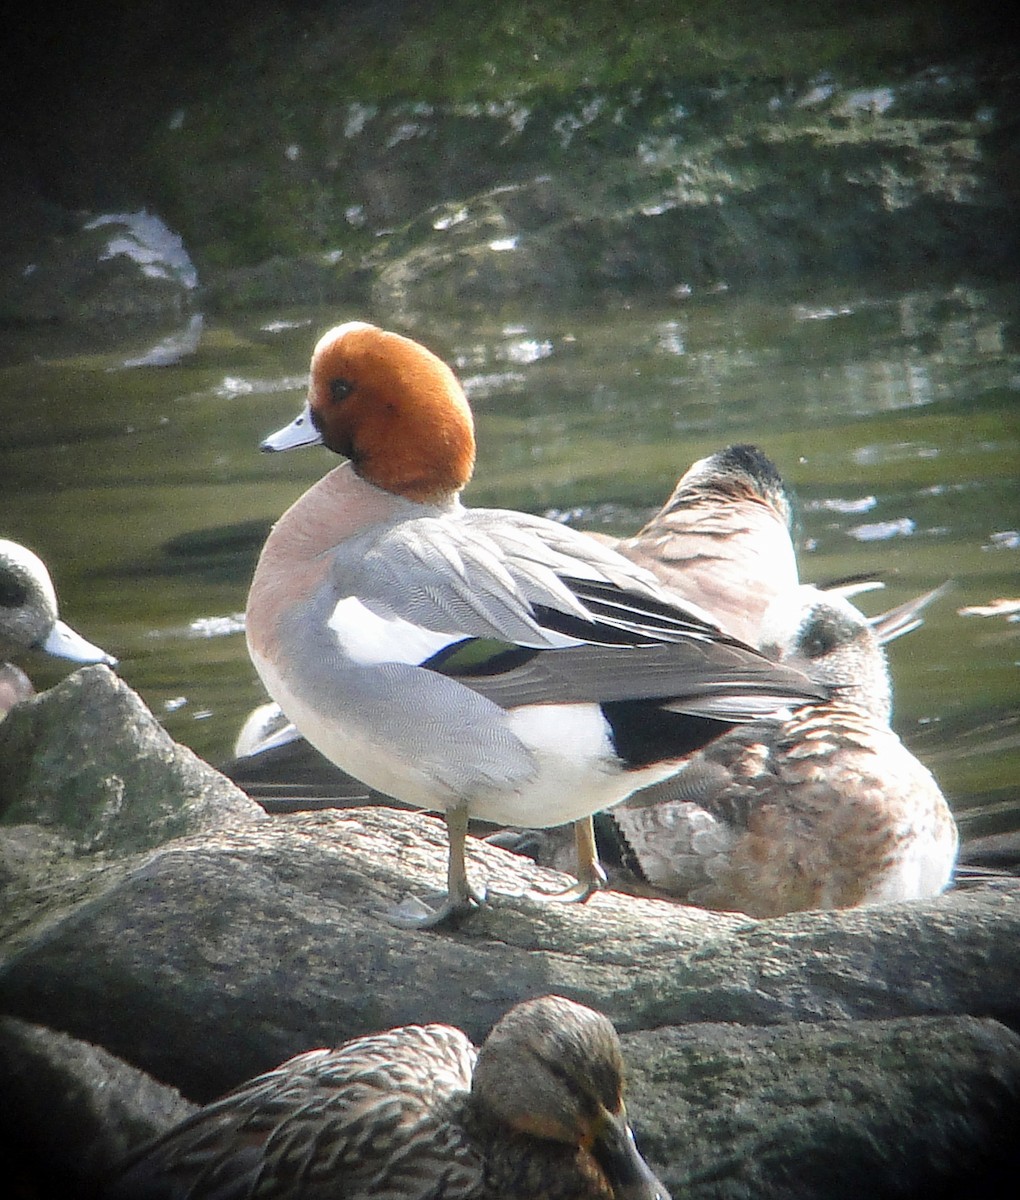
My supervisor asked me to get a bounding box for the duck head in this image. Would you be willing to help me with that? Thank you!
[473,994,671,1200]
[0,539,116,667]
[760,584,891,722]
[263,321,476,504]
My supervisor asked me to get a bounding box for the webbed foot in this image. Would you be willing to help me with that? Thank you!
[526,862,607,905]
[384,805,487,929]
[526,816,607,905]
[383,884,487,929]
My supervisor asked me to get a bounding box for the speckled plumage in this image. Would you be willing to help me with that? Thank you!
[106,995,669,1200]
[612,586,958,916]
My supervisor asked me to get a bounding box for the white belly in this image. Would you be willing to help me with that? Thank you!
[249,649,680,828]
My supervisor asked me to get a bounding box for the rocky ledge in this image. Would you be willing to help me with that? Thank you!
[1,666,1018,1196]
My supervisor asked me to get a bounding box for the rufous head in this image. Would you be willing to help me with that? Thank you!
[263,322,476,503]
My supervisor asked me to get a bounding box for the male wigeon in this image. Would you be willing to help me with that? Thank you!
[230,443,941,809]
[610,585,959,916]
[245,322,826,927]
[0,538,116,716]
[225,698,375,811]
[107,994,670,1200]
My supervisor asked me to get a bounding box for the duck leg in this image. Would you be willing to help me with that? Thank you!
[386,804,487,929]
[528,815,608,904]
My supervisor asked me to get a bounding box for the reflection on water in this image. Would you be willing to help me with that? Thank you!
[1,279,1017,838]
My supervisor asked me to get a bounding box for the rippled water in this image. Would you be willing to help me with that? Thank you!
[1,277,1017,840]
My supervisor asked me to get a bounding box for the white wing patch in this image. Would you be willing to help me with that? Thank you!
[328,596,463,665]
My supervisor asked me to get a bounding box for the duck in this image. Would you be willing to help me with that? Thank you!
[244,322,826,927]
[0,537,116,716]
[609,584,959,916]
[611,443,799,645]
[228,443,940,811]
[605,441,945,647]
[223,699,376,812]
[105,993,671,1200]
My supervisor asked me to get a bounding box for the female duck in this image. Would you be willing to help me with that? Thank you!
[612,585,958,916]
[613,442,799,646]
[610,442,942,647]
[0,538,115,714]
[245,322,824,927]
[107,993,670,1199]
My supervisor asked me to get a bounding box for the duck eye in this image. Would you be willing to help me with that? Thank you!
[329,378,354,403]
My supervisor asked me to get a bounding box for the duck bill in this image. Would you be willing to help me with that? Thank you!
[42,620,117,666]
[592,1109,671,1200]
[261,401,323,452]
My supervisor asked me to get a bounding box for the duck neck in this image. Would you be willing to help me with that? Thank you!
[464,1107,613,1199]
[245,462,437,666]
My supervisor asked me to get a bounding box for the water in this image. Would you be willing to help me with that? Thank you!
[1,277,1017,841]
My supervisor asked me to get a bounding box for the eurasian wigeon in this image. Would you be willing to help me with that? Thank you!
[0,538,116,716]
[229,444,942,810]
[108,994,670,1200]
[605,441,946,647]
[225,698,374,811]
[244,322,825,927]
[612,443,799,645]
[610,585,959,916]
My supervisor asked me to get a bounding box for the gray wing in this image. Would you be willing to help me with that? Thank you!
[328,509,825,718]
[438,639,826,721]
[330,507,724,652]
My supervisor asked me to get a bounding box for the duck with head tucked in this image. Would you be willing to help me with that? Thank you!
[612,442,800,646]
[611,583,958,916]
[106,993,670,1200]
[245,322,826,927]
[606,441,944,648]
[0,538,116,715]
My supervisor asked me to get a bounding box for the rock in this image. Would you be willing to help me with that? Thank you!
[2,211,200,335]
[2,801,1018,1100]
[0,1016,196,1198]
[1,665,1018,1195]
[627,1016,1020,1198]
[0,664,262,852]
[1,1012,1017,1198]
[0,665,265,954]
[4,13,1019,328]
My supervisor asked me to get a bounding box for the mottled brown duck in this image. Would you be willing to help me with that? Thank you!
[106,994,670,1199]
[612,585,958,915]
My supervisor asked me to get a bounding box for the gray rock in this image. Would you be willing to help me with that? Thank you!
[1,665,1018,1195]
[0,664,262,852]
[3,212,200,332]
[626,1016,1020,1198]
[2,788,1019,1100]
[0,664,265,954]
[0,1016,196,1196]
